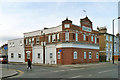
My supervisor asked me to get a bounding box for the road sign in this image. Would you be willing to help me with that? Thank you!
[59,49,62,52]
[4,46,8,50]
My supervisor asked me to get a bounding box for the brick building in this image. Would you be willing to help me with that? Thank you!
[98,27,119,61]
[24,17,99,65]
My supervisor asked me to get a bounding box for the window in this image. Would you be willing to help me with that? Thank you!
[18,54,21,58]
[10,42,12,47]
[110,44,112,51]
[11,53,14,58]
[58,51,60,59]
[74,51,77,59]
[106,35,108,41]
[29,38,31,45]
[75,33,78,41]
[38,53,40,58]
[65,32,69,41]
[84,52,86,59]
[64,24,70,28]
[96,52,99,59]
[20,40,22,46]
[32,38,34,43]
[48,35,51,42]
[86,36,88,41]
[57,33,60,41]
[73,33,75,40]
[91,36,93,42]
[95,37,97,44]
[50,53,53,59]
[97,38,99,43]
[52,34,56,42]
[36,37,39,44]
[82,26,92,32]
[89,52,92,59]
[106,43,108,51]
[26,39,28,45]
[110,36,112,41]
[83,34,86,40]
[12,42,15,47]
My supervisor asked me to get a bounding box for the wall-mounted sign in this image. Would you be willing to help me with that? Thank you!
[59,49,62,52]
[82,26,92,32]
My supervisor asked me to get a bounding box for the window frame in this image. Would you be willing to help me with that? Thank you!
[84,52,86,59]
[89,52,92,59]
[65,32,69,41]
[50,53,53,59]
[73,51,77,59]
[64,24,70,28]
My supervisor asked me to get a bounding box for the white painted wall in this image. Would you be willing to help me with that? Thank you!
[45,44,57,64]
[32,45,43,64]
[8,38,25,62]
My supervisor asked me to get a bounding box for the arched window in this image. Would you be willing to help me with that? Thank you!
[73,51,77,59]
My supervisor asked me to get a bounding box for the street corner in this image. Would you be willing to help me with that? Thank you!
[2,68,24,79]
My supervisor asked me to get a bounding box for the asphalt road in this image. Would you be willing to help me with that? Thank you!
[2,62,119,79]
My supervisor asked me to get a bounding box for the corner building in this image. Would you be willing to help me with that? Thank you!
[24,17,99,65]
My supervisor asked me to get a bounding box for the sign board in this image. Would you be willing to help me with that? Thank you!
[59,49,62,52]
[4,46,8,50]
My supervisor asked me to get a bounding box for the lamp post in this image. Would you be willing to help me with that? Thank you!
[112,17,120,64]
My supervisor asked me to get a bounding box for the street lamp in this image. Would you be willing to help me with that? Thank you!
[112,17,120,64]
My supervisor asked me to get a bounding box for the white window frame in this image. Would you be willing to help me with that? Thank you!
[52,34,56,42]
[29,38,31,45]
[12,42,15,47]
[50,53,53,59]
[26,39,28,45]
[48,35,51,42]
[38,53,40,58]
[83,34,86,40]
[91,36,93,42]
[65,32,69,41]
[74,51,77,59]
[95,36,97,44]
[11,53,14,58]
[36,37,39,44]
[64,24,70,28]
[57,33,60,41]
[58,51,60,59]
[89,52,92,59]
[84,52,86,59]
[110,36,112,41]
[106,35,108,41]
[96,52,99,59]
[76,32,78,41]
[18,53,21,58]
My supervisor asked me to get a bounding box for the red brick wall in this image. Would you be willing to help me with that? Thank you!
[57,48,99,65]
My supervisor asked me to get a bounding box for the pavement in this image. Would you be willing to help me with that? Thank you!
[1,61,119,79]
[1,68,18,79]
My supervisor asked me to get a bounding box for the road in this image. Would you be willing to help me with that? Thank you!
[2,62,119,79]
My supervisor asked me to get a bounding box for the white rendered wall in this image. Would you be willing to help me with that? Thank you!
[8,38,25,62]
[32,45,43,64]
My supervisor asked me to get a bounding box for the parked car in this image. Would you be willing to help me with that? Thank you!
[0,56,8,64]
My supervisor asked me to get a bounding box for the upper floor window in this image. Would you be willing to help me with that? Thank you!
[12,42,15,47]
[64,24,70,28]
[106,35,108,41]
[32,38,34,43]
[52,34,56,42]
[73,33,75,40]
[48,35,51,42]
[26,39,28,45]
[20,40,22,46]
[57,33,60,41]
[95,37,97,44]
[83,34,86,40]
[86,36,88,41]
[29,38,31,45]
[36,37,39,44]
[110,36,112,41]
[10,42,12,47]
[91,36,93,42]
[73,51,77,59]
[65,32,69,41]
[75,33,78,41]
[106,42,108,51]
